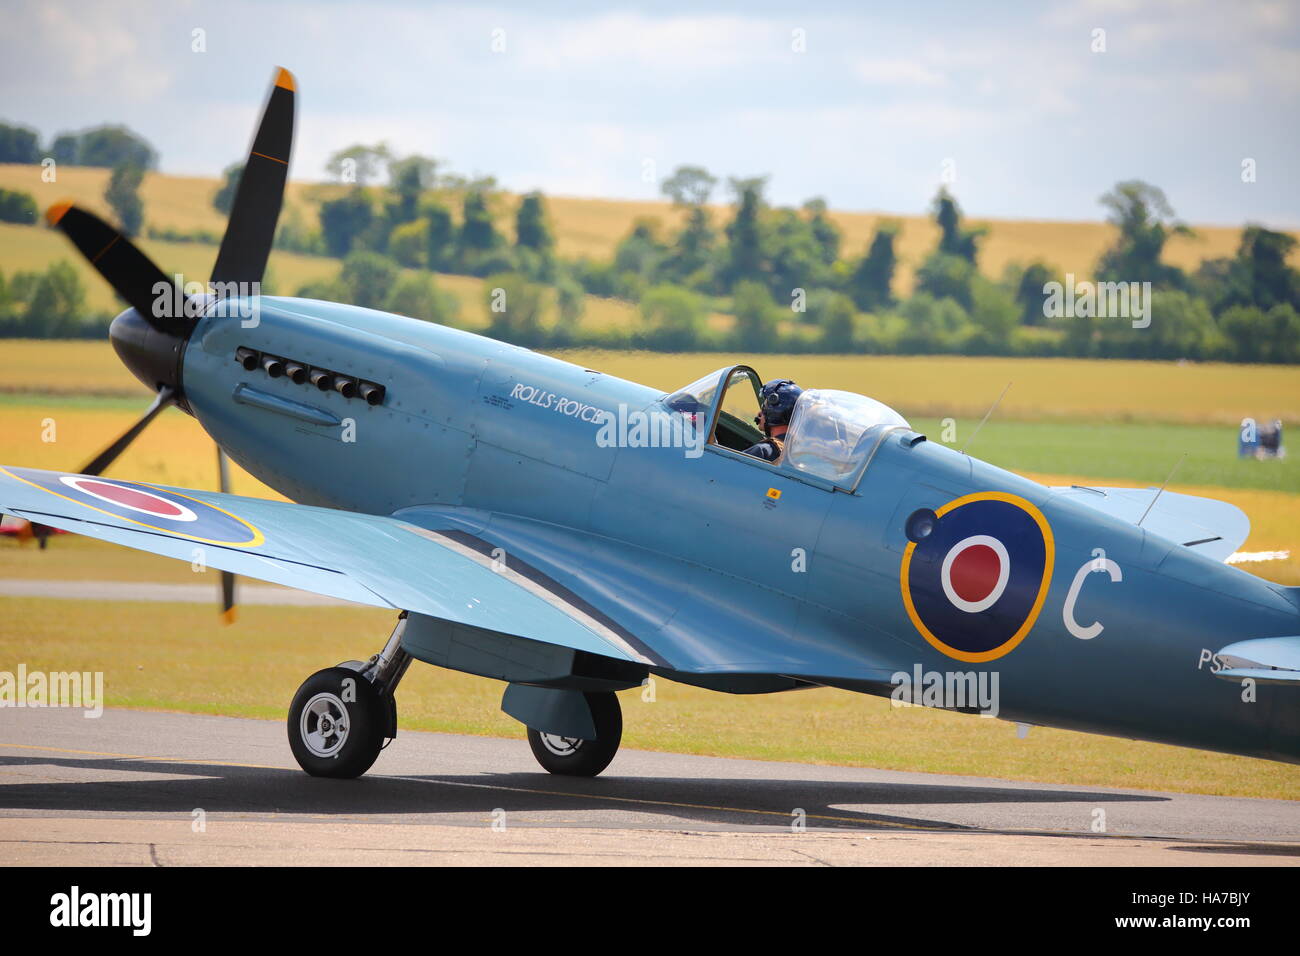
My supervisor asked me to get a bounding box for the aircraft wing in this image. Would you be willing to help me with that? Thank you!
[0,466,654,665]
[1050,485,1250,563]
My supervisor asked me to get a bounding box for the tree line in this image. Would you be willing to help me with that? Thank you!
[2,119,1296,363]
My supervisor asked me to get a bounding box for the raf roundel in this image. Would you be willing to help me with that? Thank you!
[901,492,1054,663]
[60,476,199,522]
[3,467,262,548]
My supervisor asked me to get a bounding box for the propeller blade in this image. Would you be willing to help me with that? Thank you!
[78,386,176,476]
[211,67,296,288]
[219,569,237,624]
[44,204,190,336]
[216,447,238,624]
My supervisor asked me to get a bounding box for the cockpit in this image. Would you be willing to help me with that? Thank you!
[663,365,911,491]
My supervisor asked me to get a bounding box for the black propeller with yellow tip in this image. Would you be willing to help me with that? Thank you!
[37,67,297,623]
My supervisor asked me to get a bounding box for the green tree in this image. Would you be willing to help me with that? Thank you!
[639,283,706,350]
[555,273,586,327]
[384,272,458,325]
[338,251,398,310]
[0,122,40,164]
[104,162,144,236]
[51,125,156,169]
[319,190,374,257]
[1096,180,1191,287]
[803,198,841,265]
[967,278,1018,350]
[661,165,718,207]
[484,272,547,345]
[661,206,716,287]
[849,222,899,312]
[515,192,553,252]
[386,155,436,226]
[811,291,857,352]
[1217,226,1300,313]
[1097,289,1218,360]
[613,218,666,293]
[899,292,971,352]
[732,279,779,350]
[915,251,977,310]
[388,219,428,268]
[722,176,768,288]
[766,208,826,301]
[1219,302,1300,363]
[23,261,86,336]
[0,188,38,224]
[458,190,501,255]
[1014,262,1060,326]
[932,188,985,263]
[423,202,455,271]
[213,162,242,216]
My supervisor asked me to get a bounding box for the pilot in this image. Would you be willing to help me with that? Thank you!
[744,379,802,463]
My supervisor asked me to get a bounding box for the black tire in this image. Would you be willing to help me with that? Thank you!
[526,691,622,777]
[287,667,388,778]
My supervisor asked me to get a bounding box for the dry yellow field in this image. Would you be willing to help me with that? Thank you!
[3,163,1290,297]
[5,340,1298,426]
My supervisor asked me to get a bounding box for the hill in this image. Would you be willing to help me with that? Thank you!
[0,163,1286,305]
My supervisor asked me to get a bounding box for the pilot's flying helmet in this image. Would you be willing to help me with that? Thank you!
[756,379,803,428]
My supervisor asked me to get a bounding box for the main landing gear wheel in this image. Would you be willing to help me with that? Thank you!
[288,667,387,778]
[526,691,622,777]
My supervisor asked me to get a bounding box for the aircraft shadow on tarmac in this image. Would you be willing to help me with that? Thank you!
[0,754,1168,833]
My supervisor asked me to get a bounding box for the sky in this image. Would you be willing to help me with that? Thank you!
[1,0,1297,227]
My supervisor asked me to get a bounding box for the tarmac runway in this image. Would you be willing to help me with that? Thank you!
[1,707,1297,866]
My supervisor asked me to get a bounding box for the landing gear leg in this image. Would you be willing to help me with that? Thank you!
[287,613,412,778]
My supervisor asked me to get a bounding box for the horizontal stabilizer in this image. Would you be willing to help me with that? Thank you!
[1214,636,1300,685]
[1051,485,1249,563]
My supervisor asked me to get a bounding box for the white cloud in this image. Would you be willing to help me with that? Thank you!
[853,57,946,88]
[514,12,786,72]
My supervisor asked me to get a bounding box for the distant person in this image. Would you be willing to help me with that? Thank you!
[744,379,802,463]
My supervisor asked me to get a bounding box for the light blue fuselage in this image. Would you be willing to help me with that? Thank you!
[182,297,1300,763]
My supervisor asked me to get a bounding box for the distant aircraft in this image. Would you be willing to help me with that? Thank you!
[2,70,1296,778]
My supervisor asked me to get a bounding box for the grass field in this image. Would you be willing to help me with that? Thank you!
[1,342,1296,795]
[4,163,1296,298]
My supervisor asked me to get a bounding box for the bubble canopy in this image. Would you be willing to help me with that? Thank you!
[784,388,910,487]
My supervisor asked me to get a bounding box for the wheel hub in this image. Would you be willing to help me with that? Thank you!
[301,692,349,758]
[539,733,584,757]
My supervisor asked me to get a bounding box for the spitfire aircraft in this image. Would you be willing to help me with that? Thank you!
[3,69,1296,779]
